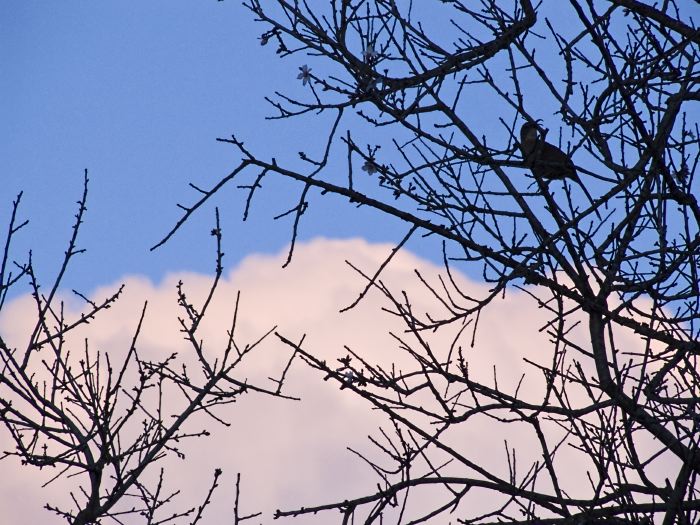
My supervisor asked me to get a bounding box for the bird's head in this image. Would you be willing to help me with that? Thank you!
[520,121,540,145]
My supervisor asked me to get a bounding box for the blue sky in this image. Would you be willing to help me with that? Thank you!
[4,2,686,301]
[2,1,412,299]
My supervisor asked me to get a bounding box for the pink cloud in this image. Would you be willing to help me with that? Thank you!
[0,238,677,524]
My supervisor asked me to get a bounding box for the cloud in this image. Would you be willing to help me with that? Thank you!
[0,238,676,524]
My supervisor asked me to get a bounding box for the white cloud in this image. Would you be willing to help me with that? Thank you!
[0,238,677,524]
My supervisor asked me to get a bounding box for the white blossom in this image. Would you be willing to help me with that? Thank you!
[363,44,378,62]
[342,369,356,384]
[297,64,312,85]
[362,159,378,175]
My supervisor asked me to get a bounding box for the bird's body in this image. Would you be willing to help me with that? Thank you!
[519,122,601,218]
[519,122,577,181]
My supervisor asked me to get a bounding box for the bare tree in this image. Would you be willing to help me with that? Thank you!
[0,172,293,524]
[157,0,700,523]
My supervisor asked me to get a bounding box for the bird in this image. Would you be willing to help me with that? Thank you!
[519,122,601,219]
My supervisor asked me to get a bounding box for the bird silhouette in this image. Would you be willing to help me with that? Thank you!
[519,122,601,219]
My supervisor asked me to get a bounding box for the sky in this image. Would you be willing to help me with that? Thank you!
[0,4,497,522]
[0,238,676,524]
[0,1,606,299]
[0,1,641,298]
[0,2,692,524]
[1,1,411,299]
